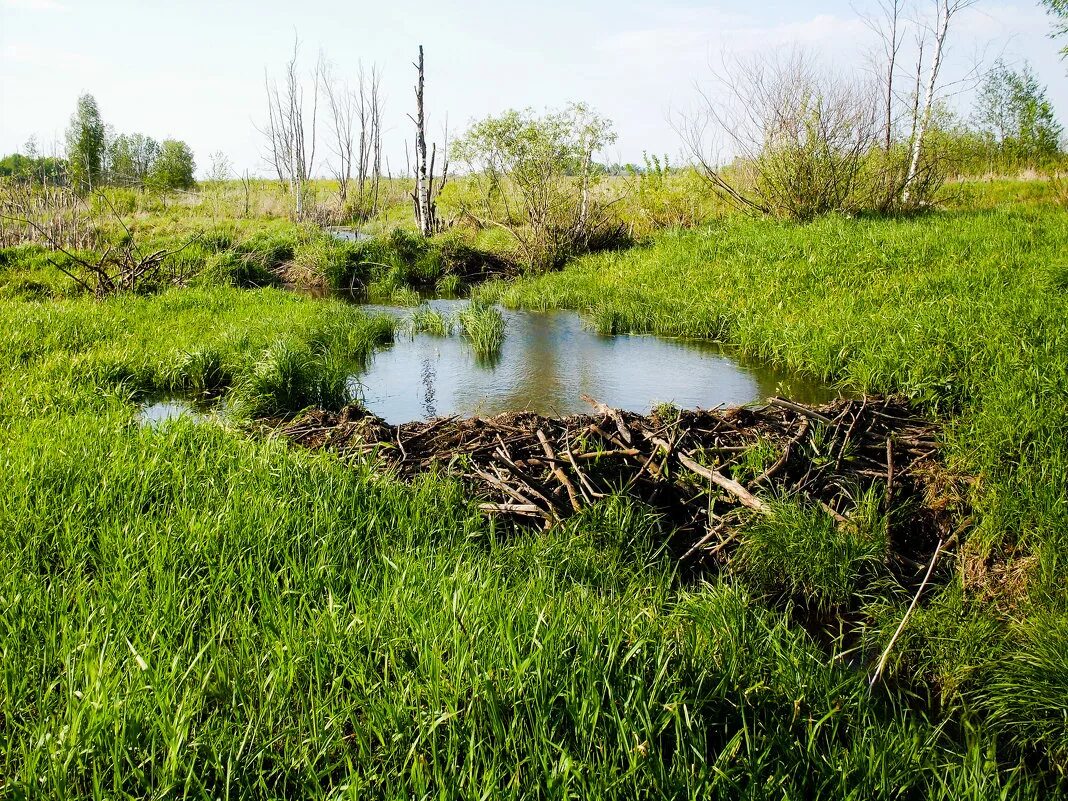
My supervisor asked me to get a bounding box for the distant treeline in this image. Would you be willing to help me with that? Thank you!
[2,94,196,193]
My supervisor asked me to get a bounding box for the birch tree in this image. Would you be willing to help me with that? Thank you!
[900,0,976,204]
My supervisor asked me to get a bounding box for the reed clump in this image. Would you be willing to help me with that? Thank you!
[410,305,451,336]
[456,300,505,357]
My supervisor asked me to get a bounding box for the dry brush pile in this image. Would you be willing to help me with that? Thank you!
[276,395,965,577]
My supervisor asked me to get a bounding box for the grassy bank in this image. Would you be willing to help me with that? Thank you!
[1,177,1066,796]
[0,282,1055,797]
[481,182,1068,769]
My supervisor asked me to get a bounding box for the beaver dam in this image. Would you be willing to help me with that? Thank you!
[276,394,963,575]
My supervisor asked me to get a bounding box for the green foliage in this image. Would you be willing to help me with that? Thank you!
[1042,0,1068,58]
[65,94,106,193]
[627,155,711,234]
[972,60,1063,167]
[147,139,196,192]
[0,152,66,184]
[452,103,624,271]
[107,132,160,189]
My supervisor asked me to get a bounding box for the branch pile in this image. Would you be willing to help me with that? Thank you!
[277,395,961,570]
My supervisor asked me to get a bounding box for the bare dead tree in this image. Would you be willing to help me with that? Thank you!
[369,68,383,215]
[321,60,384,219]
[259,37,321,220]
[409,46,447,236]
[321,59,355,205]
[859,0,908,153]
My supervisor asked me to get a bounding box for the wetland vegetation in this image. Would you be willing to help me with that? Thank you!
[2,3,1068,797]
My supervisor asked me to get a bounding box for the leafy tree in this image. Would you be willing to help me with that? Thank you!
[0,143,67,184]
[65,94,106,192]
[108,133,160,188]
[147,140,196,191]
[1042,0,1068,57]
[452,103,619,270]
[973,60,1063,164]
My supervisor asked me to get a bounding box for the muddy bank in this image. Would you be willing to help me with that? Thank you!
[274,395,965,574]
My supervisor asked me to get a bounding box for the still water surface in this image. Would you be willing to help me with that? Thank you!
[352,300,836,424]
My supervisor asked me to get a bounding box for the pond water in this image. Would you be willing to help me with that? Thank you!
[137,399,204,427]
[351,299,837,424]
[325,227,371,242]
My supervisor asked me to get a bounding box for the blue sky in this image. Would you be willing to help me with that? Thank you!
[1,0,1064,176]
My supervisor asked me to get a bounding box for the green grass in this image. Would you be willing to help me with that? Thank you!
[410,304,452,336]
[1,180,1066,797]
[480,182,1068,772]
[456,300,506,359]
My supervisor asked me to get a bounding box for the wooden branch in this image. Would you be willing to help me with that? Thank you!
[870,538,944,687]
[678,451,769,514]
[768,397,834,425]
[537,428,581,512]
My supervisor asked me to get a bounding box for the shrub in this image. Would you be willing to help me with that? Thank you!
[452,103,624,271]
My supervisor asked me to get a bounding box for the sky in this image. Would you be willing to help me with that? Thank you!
[1,0,1065,177]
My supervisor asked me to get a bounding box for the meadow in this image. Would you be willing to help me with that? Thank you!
[0,175,1066,798]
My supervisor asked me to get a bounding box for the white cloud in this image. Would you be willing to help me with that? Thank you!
[596,8,871,67]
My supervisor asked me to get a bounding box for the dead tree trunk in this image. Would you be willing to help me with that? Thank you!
[413,46,433,235]
[409,46,446,236]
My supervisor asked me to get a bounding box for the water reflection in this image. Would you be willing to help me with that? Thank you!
[137,399,203,427]
[352,300,837,424]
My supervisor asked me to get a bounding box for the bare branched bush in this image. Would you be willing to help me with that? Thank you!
[682,50,879,220]
[259,37,320,220]
[321,60,384,219]
[0,189,201,296]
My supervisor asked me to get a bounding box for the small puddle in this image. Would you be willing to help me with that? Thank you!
[136,399,206,427]
[349,299,838,424]
[326,227,371,242]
